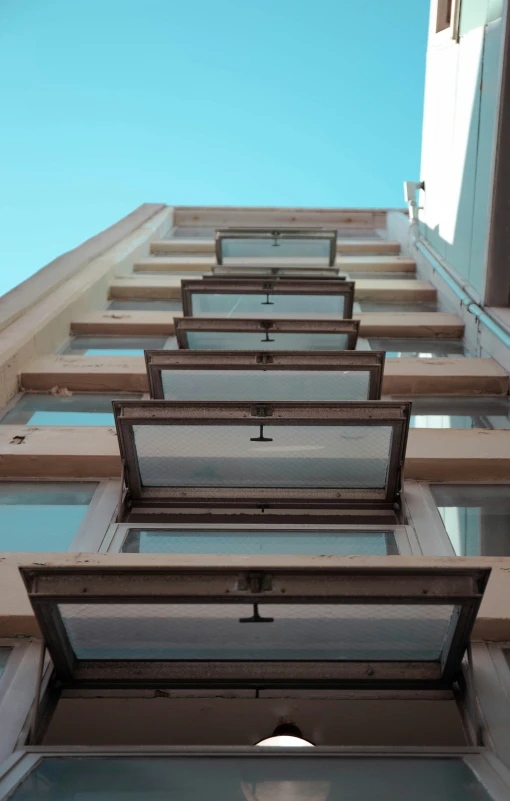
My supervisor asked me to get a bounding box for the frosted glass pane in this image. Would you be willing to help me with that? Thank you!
[0,482,96,551]
[59,602,455,660]
[223,238,331,260]
[133,425,393,489]
[9,756,495,801]
[186,331,350,350]
[161,369,370,401]
[191,292,345,317]
[122,530,398,555]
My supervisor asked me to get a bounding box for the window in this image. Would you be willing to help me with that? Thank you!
[145,351,385,401]
[4,754,506,801]
[368,338,470,358]
[181,279,355,319]
[60,335,171,356]
[0,393,143,427]
[436,0,453,31]
[391,396,510,430]
[107,299,182,312]
[431,485,510,556]
[0,648,10,678]
[174,318,359,351]
[360,301,438,313]
[215,227,337,265]
[0,482,100,551]
[113,399,410,519]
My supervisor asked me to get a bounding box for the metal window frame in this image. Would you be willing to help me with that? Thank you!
[173,317,360,350]
[205,273,347,281]
[0,640,42,765]
[19,564,489,690]
[2,747,510,801]
[113,400,410,512]
[212,265,343,278]
[215,228,338,266]
[0,479,118,554]
[181,279,355,319]
[144,350,385,401]
[101,522,415,555]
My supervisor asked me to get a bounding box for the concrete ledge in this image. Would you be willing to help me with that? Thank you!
[109,276,433,302]
[20,356,507,396]
[149,239,403,256]
[70,311,463,338]
[135,255,416,273]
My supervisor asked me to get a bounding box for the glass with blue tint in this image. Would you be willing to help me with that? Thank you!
[161,369,371,401]
[0,647,11,677]
[222,237,332,261]
[0,393,142,427]
[121,529,399,555]
[58,601,455,660]
[61,335,170,356]
[0,482,97,551]
[431,485,510,556]
[133,424,393,489]
[8,756,496,801]
[108,299,182,311]
[368,338,470,357]
[407,396,510,429]
[186,331,350,350]
[190,291,345,317]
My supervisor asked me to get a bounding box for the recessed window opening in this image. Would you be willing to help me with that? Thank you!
[0,393,143,427]
[436,0,453,32]
[60,335,171,356]
[431,484,510,556]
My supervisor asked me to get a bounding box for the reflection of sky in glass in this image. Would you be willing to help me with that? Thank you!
[0,483,96,551]
[432,485,510,556]
[61,336,169,355]
[368,338,470,358]
[1,394,142,427]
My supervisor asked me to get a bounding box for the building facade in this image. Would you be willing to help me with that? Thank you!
[1,2,510,798]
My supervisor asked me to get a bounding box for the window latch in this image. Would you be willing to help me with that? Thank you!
[256,353,274,365]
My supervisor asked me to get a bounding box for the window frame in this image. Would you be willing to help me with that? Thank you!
[215,227,338,266]
[180,278,355,319]
[211,265,343,278]
[144,350,386,401]
[0,479,118,554]
[173,317,360,350]
[1,747,510,801]
[0,639,42,765]
[19,563,489,690]
[113,399,410,514]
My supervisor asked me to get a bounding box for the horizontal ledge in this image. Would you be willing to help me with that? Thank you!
[109,277,433,301]
[149,239,403,256]
[0,426,509,480]
[20,356,507,396]
[135,255,415,273]
[70,311,463,338]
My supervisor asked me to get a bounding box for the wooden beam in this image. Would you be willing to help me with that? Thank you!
[0,425,509,480]
[149,239,403,256]
[109,276,433,302]
[70,310,463,338]
[134,255,415,273]
[20,356,508,396]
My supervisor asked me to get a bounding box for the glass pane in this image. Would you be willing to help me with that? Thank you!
[0,393,142,427]
[431,485,510,556]
[122,530,399,555]
[61,336,169,356]
[223,237,331,261]
[9,756,496,801]
[351,272,417,280]
[360,301,437,313]
[368,338,470,357]
[108,299,182,312]
[186,331,351,350]
[190,292,345,317]
[59,602,456,660]
[0,482,97,551]
[0,646,11,676]
[407,397,510,430]
[161,369,371,401]
[133,424,393,489]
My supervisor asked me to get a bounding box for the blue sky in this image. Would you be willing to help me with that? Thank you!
[0,0,429,294]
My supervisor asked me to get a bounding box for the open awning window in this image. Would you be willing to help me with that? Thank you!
[145,351,385,402]
[113,400,410,511]
[174,317,360,351]
[212,265,343,278]
[215,227,338,265]
[20,564,489,689]
[181,279,355,319]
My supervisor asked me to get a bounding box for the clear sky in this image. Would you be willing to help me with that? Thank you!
[0,0,429,294]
